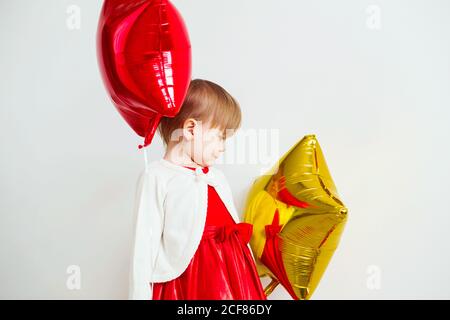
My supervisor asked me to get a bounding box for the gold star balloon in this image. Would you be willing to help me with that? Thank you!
[244,134,348,300]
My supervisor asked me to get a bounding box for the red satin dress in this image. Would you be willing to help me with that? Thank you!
[151,165,267,300]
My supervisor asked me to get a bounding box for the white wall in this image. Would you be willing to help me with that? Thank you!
[1,0,449,299]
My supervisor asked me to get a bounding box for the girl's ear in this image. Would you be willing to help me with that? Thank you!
[183,118,198,141]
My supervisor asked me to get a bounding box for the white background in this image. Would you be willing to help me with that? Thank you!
[1,0,449,299]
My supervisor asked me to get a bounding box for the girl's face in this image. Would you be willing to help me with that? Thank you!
[190,120,226,167]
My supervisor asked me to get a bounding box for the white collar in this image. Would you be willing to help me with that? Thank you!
[158,158,218,187]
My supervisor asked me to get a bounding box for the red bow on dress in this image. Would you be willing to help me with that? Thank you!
[215,223,253,244]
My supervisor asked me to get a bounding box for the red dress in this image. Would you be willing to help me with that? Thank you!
[151,165,267,300]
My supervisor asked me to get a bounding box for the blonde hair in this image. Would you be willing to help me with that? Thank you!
[158,79,242,146]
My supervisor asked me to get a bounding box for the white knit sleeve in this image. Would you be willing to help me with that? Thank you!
[128,169,165,300]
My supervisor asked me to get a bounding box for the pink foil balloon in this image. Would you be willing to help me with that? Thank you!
[97,0,192,149]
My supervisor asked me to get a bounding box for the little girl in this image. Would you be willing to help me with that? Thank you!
[129,79,267,300]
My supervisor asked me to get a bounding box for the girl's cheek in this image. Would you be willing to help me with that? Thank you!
[202,141,216,157]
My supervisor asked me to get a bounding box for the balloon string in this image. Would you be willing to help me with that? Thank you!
[142,145,157,300]
[142,147,155,300]
[143,146,149,173]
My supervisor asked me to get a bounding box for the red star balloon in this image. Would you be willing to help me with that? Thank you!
[97,0,192,149]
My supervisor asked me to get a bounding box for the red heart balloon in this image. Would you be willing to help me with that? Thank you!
[97,0,192,149]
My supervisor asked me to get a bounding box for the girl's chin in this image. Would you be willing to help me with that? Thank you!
[203,159,216,167]
[194,156,217,167]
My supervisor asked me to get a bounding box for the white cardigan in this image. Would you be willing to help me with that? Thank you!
[129,158,254,299]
